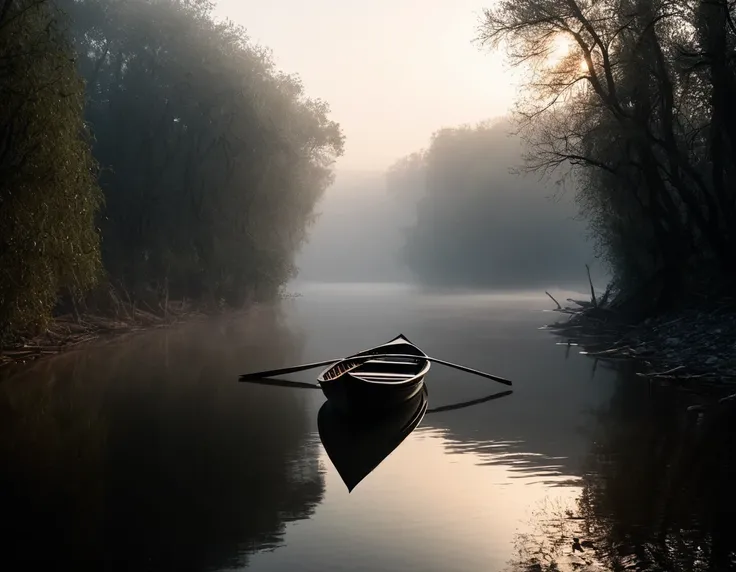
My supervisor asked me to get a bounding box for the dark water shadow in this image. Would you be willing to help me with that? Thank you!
[0,310,324,571]
[503,368,736,572]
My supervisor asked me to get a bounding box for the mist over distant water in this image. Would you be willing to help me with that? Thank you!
[295,171,414,284]
[295,165,607,292]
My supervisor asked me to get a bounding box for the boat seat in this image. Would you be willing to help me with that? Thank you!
[363,359,420,365]
[353,372,415,378]
[353,376,411,383]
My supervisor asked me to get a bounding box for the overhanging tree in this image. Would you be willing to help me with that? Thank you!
[478,0,736,310]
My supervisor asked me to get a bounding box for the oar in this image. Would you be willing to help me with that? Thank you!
[238,359,339,381]
[416,355,513,386]
[427,390,513,414]
[239,353,513,386]
[238,377,321,390]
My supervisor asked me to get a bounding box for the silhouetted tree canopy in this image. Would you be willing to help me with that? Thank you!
[61,0,344,306]
[478,0,736,312]
[386,120,595,288]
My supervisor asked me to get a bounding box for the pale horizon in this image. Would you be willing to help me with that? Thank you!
[214,0,519,173]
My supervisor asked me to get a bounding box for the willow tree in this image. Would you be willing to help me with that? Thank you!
[0,0,102,341]
[479,0,736,311]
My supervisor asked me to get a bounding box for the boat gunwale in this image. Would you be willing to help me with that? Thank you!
[316,335,430,385]
[318,359,430,385]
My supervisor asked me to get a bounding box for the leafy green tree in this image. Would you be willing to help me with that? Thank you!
[0,0,102,341]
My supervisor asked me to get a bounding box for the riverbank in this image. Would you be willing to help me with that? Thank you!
[0,287,303,369]
[545,290,736,384]
[0,300,212,368]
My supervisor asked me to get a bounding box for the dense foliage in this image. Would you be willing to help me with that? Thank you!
[386,120,595,288]
[478,0,736,313]
[0,0,103,342]
[62,0,344,306]
[0,0,343,340]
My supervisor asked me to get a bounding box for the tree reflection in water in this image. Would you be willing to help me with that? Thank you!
[506,365,736,571]
[0,309,324,570]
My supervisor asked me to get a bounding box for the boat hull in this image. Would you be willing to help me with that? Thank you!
[317,334,429,415]
[319,373,426,415]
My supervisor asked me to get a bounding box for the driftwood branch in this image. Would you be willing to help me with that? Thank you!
[586,264,597,308]
[545,290,562,309]
[542,266,736,382]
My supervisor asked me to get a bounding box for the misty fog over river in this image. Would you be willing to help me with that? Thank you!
[296,159,606,291]
[2,282,732,571]
[5,0,736,568]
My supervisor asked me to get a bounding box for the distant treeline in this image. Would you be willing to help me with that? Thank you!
[479,0,736,314]
[386,119,595,289]
[0,0,343,341]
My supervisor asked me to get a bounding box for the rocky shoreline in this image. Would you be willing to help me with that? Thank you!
[544,291,736,384]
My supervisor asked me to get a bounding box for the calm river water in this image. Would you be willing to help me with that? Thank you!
[1,282,734,571]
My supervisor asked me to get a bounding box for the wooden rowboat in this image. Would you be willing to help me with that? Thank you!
[317,334,429,414]
[238,333,512,414]
[318,385,428,491]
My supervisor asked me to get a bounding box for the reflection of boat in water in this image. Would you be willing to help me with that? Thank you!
[317,387,513,492]
[240,371,514,492]
[318,387,429,492]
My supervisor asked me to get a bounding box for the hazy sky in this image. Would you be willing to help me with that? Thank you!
[215,0,518,171]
